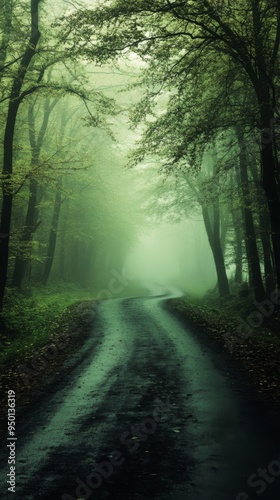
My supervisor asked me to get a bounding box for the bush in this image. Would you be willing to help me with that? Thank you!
[0,283,95,369]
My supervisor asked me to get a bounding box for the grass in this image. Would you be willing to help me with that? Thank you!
[179,289,280,346]
[0,283,96,370]
[0,278,149,373]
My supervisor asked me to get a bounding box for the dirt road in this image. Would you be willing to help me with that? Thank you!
[0,294,280,499]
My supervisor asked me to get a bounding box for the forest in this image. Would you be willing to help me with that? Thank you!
[1,2,280,499]
[1,1,280,348]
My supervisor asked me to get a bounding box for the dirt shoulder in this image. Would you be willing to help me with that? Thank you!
[0,300,98,421]
[168,298,280,420]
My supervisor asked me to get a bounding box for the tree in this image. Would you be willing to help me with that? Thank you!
[62,0,280,287]
[12,97,58,288]
[0,0,41,311]
[236,129,266,301]
[0,0,14,80]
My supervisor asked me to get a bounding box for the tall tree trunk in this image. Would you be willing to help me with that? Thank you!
[237,135,266,301]
[259,103,280,290]
[184,152,229,298]
[202,205,230,297]
[0,0,14,77]
[42,181,62,285]
[0,0,41,311]
[12,99,57,288]
[220,209,228,257]
[59,228,66,281]
[12,178,38,288]
[259,209,275,294]
[232,210,243,284]
[250,157,275,294]
[251,0,280,288]
[59,198,69,281]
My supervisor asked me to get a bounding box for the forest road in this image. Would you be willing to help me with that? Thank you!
[1,293,280,500]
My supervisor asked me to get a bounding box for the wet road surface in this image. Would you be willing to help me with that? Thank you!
[1,294,280,499]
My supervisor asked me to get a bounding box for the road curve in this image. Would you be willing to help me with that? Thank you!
[0,295,280,500]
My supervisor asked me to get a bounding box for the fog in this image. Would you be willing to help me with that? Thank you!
[0,0,245,304]
[73,69,211,297]
[46,58,220,298]
[124,221,216,297]
[77,65,218,297]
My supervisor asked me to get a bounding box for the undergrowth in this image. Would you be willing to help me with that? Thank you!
[0,283,95,369]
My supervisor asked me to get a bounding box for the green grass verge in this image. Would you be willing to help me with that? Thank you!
[0,283,96,370]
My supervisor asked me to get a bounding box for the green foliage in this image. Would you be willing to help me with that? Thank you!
[0,284,95,368]
[0,0,279,314]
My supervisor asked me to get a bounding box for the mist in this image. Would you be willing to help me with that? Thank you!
[0,0,278,316]
[125,222,216,297]
[1,3,280,500]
